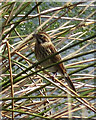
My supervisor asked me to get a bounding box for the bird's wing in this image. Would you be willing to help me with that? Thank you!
[46,43,67,73]
[45,43,76,92]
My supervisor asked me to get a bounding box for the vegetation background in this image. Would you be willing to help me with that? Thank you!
[0,1,96,119]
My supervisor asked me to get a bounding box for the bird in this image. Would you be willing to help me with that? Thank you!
[33,32,76,92]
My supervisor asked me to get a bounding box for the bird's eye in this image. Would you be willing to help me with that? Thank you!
[39,35,46,42]
[40,35,43,38]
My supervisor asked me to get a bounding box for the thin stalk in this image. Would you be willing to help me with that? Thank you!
[6,41,14,119]
[2,108,49,119]
[1,95,96,101]
[36,1,42,26]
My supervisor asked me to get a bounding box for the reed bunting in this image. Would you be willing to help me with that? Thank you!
[33,32,76,92]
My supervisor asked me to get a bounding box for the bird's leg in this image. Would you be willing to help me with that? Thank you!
[52,70,58,76]
[51,70,58,82]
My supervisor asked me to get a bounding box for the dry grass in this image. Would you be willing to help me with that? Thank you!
[0,1,96,119]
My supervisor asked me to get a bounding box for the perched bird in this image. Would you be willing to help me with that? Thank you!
[33,32,76,92]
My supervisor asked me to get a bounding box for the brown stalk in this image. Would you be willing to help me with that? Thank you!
[6,41,14,119]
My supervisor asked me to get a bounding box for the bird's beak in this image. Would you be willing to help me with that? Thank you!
[33,34,36,38]
[33,34,39,39]
[33,34,41,43]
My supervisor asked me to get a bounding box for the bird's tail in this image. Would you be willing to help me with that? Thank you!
[64,72,76,92]
[59,63,76,92]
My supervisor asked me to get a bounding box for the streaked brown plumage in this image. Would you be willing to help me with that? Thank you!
[33,32,76,92]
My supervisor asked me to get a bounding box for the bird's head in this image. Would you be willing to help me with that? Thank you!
[33,32,51,44]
